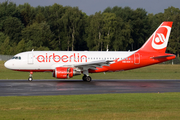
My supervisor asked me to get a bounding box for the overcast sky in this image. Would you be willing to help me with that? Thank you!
[2,0,180,15]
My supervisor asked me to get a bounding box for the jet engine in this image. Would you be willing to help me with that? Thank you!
[53,67,81,79]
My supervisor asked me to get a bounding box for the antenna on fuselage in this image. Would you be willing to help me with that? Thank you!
[106,45,109,51]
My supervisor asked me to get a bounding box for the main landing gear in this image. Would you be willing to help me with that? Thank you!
[82,75,92,82]
[82,69,92,82]
[28,71,33,81]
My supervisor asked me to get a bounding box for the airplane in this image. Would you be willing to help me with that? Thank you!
[4,21,176,82]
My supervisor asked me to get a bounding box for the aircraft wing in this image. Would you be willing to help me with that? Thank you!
[68,60,114,70]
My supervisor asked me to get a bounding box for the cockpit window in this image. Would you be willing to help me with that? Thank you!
[12,56,21,60]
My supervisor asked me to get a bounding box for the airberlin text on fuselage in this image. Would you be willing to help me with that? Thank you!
[37,53,87,63]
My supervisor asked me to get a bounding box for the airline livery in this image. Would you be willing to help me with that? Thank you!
[4,22,176,82]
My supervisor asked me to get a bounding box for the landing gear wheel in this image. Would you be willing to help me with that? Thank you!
[86,76,92,82]
[82,75,92,82]
[82,75,87,81]
[28,77,33,81]
[28,71,33,81]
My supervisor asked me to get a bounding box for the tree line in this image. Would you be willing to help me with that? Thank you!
[0,1,180,57]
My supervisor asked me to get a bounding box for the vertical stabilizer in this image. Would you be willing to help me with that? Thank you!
[139,22,173,53]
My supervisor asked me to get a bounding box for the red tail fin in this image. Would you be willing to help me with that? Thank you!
[139,22,173,53]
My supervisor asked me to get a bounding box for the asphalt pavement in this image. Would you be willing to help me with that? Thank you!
[0,79,180,96]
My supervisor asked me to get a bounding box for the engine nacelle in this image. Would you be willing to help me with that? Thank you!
[53,67,81,79]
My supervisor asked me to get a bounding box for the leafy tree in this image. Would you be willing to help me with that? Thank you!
[130,8,150,50]
[164,6,180,21]
[167,14,180,57]
[62,6,85,51]
[2,16,24,44]
[86,12,103,51]
[0,1,20,19]
[46,3,65,50]
[17,3,35,27]
[16,39,26,53]
[112,18,132,51]
[102,13,117,51]
[0,32,7,44]
[22,22,54,50]
[0,1,180,58]
[0,36,11,54]
[164,7,180,56]
[25,40,33,51]
[103,6,134,50]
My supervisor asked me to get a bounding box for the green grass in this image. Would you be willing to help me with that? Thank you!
[0,93,180,120]
[1,61,180,79]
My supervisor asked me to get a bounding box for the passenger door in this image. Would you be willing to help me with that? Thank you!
[28,53,34,64]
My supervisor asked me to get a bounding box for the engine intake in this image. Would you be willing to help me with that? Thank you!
[53,67,81,79]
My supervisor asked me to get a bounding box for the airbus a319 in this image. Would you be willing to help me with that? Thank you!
[4,22,176,82]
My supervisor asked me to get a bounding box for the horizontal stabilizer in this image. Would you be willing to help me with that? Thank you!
[151,55,175,59]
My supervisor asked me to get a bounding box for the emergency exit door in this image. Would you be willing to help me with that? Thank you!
[134,53,140,64]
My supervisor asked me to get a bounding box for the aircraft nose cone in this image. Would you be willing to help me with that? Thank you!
[4,61,11,69]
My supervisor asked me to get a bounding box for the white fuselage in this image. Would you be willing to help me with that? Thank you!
[5,51,136,71]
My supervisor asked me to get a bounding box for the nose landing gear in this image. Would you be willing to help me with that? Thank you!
[28,71,33,81]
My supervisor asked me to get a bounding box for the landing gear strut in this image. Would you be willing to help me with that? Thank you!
[28,71,33,81]
[82,75,92,82]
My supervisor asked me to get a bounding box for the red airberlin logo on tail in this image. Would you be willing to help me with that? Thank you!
[154,33,166,45]
[37,53,87,63]
[152,25,171,50]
